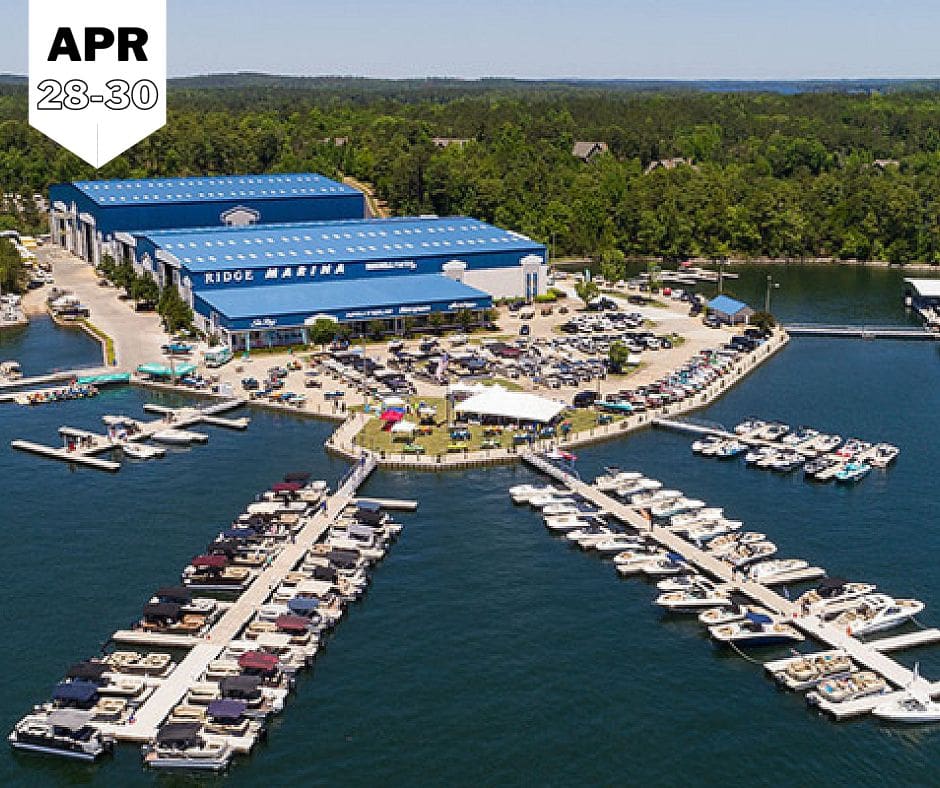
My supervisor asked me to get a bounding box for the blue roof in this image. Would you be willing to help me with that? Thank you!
[141,216,542,273]
[70,173,357,207]
[708,295,751,315]
[199,274,490,321]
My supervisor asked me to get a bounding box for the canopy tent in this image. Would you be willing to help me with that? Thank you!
[379,409,404,423]
[390,420,417,435]
[136,362,197,379]
[455,388,566,424]
[207,699,248,721]
[53,681,98,704]
[382,396,408,408]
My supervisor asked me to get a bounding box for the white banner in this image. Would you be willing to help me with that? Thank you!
[29,0,167,168]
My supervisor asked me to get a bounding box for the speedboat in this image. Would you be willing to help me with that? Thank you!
[708,614,804,647]
[642,553,692,577]
[734,418,766,435]
[669,508,724,531]
[834,462,871,484]
[772,651,856,691]
[691,436,723,455]
[771,452,804,473]
[509,484,558,504]
[794,579,877,616]
[543,514,590,533]
[745,446,776,466]
[746,559,810,585]
[9,710,115,761]
[684,519,743,542]
[565,523,614,548]
[813,433,843,453]
[120,442,166,460]
[803,456,833,480]
[591,535,646,555]
[650,498,705,519]
[831,594,925,636]
[715,440,747,459]
[781,427,819,447]
[758,422,790,441]
[528,494,576,510]
[615,478,662,498]
[541,502,581,517]
[705,531,767,553]
[655,573,715,592]
[756,451,782,469]
[867,443,900,469]
[807,671,889,706]
[698,601,775,627]
[655,587,731,613]
[719,541,777,568]
[614,548,665,576]
[593,469,642,492]
[873,664,940,723]
[630,489,682,508]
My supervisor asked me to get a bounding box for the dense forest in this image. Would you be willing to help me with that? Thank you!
[5,80,940,264]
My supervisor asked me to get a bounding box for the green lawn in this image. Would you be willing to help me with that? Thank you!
[353,394,621,455]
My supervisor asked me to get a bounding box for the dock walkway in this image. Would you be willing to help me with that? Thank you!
[784,324,936,340]
[98,454,378,742]
[522,452,936,714]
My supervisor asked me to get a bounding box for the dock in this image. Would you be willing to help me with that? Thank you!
[11,398,250,472]
[522,452,937,708]
[352,497,419,511]
[0,366,111,391]
[654,417,822,457]
[97,452,378,743]
[784,323,936,340]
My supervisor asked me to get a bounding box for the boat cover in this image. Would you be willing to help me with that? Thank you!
[275,614,311,633]
[155,585,192,603]
[220,676,262,698]
[272,482,302,493]
[222,528,256,540]
[53,681,98,703]
[287,597,321,614]
[356,500,382,514]
[207,540,240,556]
[666,552,684,563]
[144,602,182,619]
[207,699,247,721]
[66,662,109,681]
[284,472,311,483]
[311,565,338,582]
[817,578,849,597]
[238,651,280,671]
[190,554,228,569]
[156,722,201,745]
[745,611,773,625]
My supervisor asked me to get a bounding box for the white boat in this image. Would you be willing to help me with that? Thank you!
[698,602,775,627]
[120,442,166,460]
[655,587,731,613]
[807,671,889,706]
[794,579,877,616]
[705,531,767,553]
[590,535,646,555]
[650,498,705,519]
[642,554,692,577]
[692,436,724,455]
[8,710,114,761]
[812,433,843,453]
[873,664,940,724]
[142,723,233,771]
[565,524,614,548]
[543,515,589,533]
[615,478,662,498]
[734,418,766,436]
[613,548,665,575]
[528,494,576,510]
[831,594,925,636]
[541,502,581,517]
[771,651,856,692]
[630,489,682,508]
[656,573,715,592]
[669,508,724,530]
[509,484,558,504]
[593,469,642,492]
[684,519,743,542]
[746,559,810,584]
[709,615,805,646]
[866,443,900,469]
[719,541,777,568]
[152,429,208,445]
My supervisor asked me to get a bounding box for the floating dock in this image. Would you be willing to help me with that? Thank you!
[522,452,938,711]
[784,324,937,340]
[11,398,250,472]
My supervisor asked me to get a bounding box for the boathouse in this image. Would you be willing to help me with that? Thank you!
[708,295,754,326]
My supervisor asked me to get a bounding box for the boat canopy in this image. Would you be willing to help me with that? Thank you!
[356,500,382,514]
[156,722,202,746]
[275,614,311,633]
[817,578,849,597]
[77,373,131,386]
[666,552,685,563]
[311,565,338,582]
[237,651,280,672]
[272,482,302,493]
[220,676,262,698]
[207,539,240,557]
[136,362,197,379]
[284,472,311,483]
[48,709,94,731]
[155,585,192,603]
[745,611,773,625]
[287,597,321,614]
[191,554,228,569]
[53,681,98,703]
[144,602,181,619]
[66,662,109,681]
[207,699,247,721]
[222,528,256,540]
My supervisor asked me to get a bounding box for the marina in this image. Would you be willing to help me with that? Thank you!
[8,450,418,772]
[10,398,250,472]
[519,451,940,723]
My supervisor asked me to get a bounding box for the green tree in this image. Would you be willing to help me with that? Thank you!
[367,319,386,339]
[307,317,339,346]
[0,238,26,293]
[750,310,777,332]
[574,279,600,304]
[130,273,159,304]
[608,341,631,373]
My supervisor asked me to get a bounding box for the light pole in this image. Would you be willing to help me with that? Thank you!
[765,275,780,313]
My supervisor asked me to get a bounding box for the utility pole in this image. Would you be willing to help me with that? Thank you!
[765,275,780,313]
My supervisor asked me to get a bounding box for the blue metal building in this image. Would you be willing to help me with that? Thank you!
[48,173,365,265]
[132,216,547,349]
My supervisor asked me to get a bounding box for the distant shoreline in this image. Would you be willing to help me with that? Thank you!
[554,257,940,272]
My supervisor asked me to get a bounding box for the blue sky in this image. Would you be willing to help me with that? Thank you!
[3,0,939,79]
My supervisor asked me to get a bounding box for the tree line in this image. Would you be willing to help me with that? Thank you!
[5,82,940,262]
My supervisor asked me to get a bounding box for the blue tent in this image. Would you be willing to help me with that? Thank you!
[708,295,754,325]
[288,597,321,614]
[53,681,98,704]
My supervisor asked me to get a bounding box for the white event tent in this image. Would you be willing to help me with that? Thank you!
[455,388,566,424]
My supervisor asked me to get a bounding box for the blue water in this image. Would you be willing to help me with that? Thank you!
[0,316,102,376]
[3,299,940,786]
